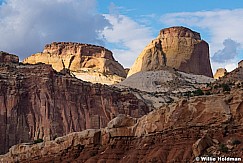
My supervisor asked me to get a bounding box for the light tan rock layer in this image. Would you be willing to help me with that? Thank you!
[23,42,127,84]
[128,26,213,77]
[118,68,215,93]
[214,68,227,79]
[116,68,215,108]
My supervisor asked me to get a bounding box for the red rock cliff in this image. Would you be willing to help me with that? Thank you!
[0,51,19,63]
[1,87,242,162]
[0,57,149,154]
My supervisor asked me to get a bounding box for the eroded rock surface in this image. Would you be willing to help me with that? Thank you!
[0,57,149,154]
[0,51,19,63]
[23,42,127,84]
[1,88,242,162]
[128,26,213,77]
[116,67,215,108]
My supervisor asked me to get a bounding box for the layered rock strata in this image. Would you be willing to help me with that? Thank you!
[116,67,215,108]
[1,88,242,162]
[23,42,127,84]
[128,26,213,77]
[0,57,149,154]
[0,51,19,63]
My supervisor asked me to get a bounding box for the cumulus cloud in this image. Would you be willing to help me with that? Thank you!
[0,0,110,59]
[102,14,153,68]
[161,9,243,72]
[212,39,240,63]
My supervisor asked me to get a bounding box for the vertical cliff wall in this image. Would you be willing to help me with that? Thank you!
[0,55,149,154]
[128,27,213,77]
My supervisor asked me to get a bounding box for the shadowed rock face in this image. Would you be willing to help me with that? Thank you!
[0,58,149,154]
[128,26,213,77]
[23,42,127,84]
[0,51,19,63]
[239,60,243,68]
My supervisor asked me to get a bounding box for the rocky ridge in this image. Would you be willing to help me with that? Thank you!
[1,87,242,162]
[116,67,215,108]
[0,53,149,154]
[128,26,213,77]
[239,60,243,68]
[0,51,19,63]
[214,66,243,84]
[23,42,127,85]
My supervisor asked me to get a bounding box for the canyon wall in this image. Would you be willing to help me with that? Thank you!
[0,54,149,154]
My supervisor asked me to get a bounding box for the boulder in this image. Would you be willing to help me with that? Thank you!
[107,114,136,129]
[192,135,213,157]
[214,68,227,79]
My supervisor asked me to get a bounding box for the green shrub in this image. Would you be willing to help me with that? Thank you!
[33,138,43,144]
[222,83,231,92]
[193,89,204,96]
[90,151,97,157]
[232,139,241,145]
[53,135,58,140]
[213,85,218,89]
[205,91,211,95]
[183,91,191,97]
[219,144,228,153]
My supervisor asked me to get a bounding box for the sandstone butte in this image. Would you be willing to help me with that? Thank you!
[23,42,127,85]
[127,26,213,78]
[0,52,149,155]
[1,85,243,162]
[214,68,227,79]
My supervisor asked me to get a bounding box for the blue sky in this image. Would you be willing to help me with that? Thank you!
[0,0,243,73]
[99,0,243,72]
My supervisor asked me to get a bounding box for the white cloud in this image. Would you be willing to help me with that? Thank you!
[212,38,240,63]
[161,9,243,72]
[102,14,153,68]
[0,0,110,59]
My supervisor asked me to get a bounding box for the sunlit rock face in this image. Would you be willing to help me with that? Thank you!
[23,42,127,84]
[214,68,227,79]
[128,26,213,78]
[0,54,149,154]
